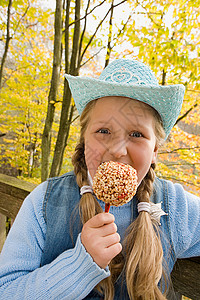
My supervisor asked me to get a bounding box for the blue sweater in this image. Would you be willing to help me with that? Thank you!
[0,172,200,299]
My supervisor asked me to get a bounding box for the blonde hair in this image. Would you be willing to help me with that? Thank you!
[72,98,166,300]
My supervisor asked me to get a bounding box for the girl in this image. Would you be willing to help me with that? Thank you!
[0,59,199,300]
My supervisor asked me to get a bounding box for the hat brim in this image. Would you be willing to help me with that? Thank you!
[64,74,185,138]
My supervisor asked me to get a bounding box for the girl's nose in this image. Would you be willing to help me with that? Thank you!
[108,138,128,158]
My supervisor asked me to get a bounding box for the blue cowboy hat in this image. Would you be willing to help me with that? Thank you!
[64,59,185,138]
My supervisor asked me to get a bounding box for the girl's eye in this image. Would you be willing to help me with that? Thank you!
[130,131,143,138]
[96,128,110,134]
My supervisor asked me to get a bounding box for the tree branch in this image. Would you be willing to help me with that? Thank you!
[135,0,163,27]
[12,2,30,38]
[80,0,128,62]
[175,103,198,125]
[160,176,199,187]
[110,13,132,51]
[67,0,107,28]
[104,0,114,68]
[159,146,200,154]
[77,0,91,69]
[163,162,200,167]
[80,46,106,67]
[70,114,79,125]
[79,10,156,68]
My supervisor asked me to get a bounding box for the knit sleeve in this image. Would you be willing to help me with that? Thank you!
[0,182,110,299]
[168,182,200,259]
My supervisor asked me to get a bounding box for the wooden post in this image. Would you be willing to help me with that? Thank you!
[0,213,6,251]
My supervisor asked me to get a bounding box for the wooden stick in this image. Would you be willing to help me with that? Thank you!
[105,203,110,213]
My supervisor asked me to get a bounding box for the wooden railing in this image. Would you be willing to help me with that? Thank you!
[0,173,199,299]
[0,173,37,250]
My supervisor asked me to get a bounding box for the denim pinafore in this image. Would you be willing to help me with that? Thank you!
[40,171,176,299]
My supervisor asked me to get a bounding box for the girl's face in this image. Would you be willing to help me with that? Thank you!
[84,96,158,185]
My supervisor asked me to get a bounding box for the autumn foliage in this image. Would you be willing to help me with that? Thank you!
[0,0,199,194]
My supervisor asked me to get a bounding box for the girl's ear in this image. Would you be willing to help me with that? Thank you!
[151,146,158,164]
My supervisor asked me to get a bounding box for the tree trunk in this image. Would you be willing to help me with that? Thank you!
[162,69,166,85]
[41,0,63,182]
[50,0,81,178]
[104,0,114,68]
[49,0,129,178]
[0,0,12,89]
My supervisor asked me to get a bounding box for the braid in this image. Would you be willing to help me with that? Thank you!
[72,139,102,224]
[123,164,166,299]
[72,139,87,184]
[72,138,114,300]
[136,163,156,202]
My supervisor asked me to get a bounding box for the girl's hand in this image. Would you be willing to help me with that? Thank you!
[81,213,122,269]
